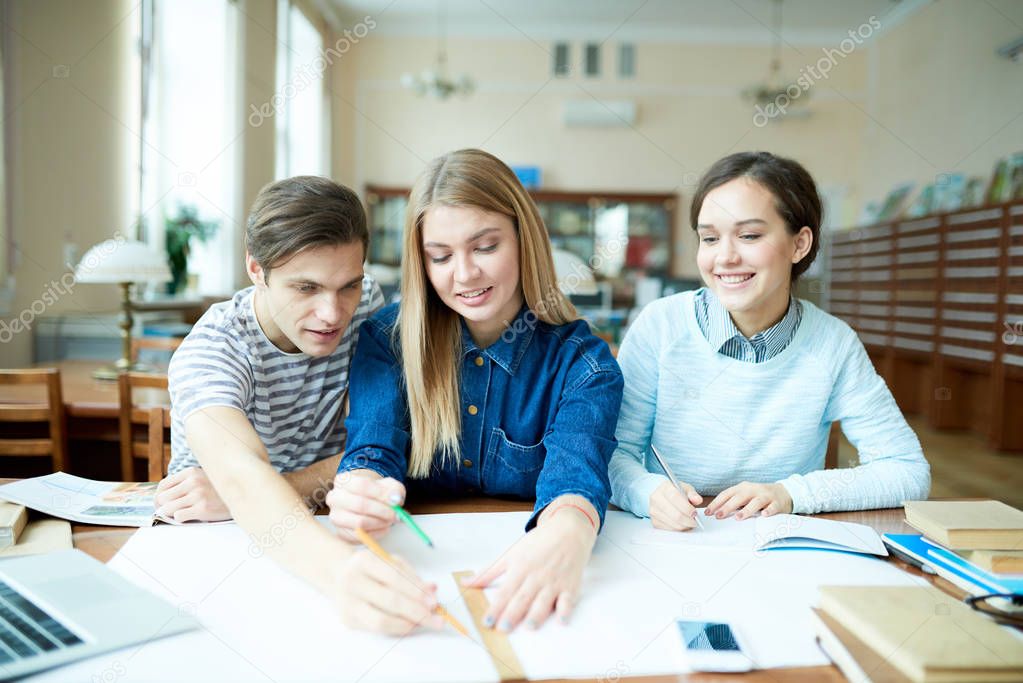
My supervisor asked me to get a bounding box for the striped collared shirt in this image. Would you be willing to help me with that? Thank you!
[693,287,803,363]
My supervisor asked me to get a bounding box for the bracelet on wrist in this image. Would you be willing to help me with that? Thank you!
[547,502,597,531]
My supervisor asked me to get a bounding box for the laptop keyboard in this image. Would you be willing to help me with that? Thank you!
[0,580,82,664]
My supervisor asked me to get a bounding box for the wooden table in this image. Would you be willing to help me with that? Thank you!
[0,360,169,477]
[67,500,961,683]
[0,360,169,419]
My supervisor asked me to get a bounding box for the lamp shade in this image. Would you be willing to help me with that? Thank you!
[74,239,171,284]
[551,248,597,296]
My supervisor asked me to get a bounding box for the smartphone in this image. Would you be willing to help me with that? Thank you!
[675,619,753,672]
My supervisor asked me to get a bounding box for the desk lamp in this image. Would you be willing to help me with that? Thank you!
[73,239,171,380]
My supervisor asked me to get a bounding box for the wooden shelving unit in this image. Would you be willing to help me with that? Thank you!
[365,185,678,307]
[828,199,1023,451]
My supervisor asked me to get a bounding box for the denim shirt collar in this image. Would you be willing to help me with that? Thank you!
[702,288,799,357]
[460,305,536,376]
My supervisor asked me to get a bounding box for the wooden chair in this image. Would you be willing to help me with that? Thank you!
[0,369,67,472]
[131,336,184,368]
[118,372,171,481]
[825,422,841,470]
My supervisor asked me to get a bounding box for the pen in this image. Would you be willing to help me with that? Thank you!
[649,444,704,530]
[881,540,936,575]
[352,528,470,638]
[392,504,434,548]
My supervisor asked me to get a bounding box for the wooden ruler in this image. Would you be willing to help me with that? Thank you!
[451,570,525,681]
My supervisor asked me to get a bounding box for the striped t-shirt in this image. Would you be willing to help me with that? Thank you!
[167,276,384,474]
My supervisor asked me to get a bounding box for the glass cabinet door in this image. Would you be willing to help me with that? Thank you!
[592,199,672,305]
[367,194,408,266]
[540,200,595,264]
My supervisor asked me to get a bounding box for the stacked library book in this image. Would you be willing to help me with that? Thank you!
[0,500,72,557]
[812,500,1023,682]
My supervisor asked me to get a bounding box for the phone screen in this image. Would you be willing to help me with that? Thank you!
[676,620,741,652]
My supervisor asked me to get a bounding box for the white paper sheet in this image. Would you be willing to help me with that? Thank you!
[22,511,927,682]
[630,512,888,556]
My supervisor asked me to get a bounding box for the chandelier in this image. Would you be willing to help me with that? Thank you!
[400,1,474,100]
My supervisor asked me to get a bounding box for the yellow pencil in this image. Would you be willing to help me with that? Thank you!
[353,528,470,638]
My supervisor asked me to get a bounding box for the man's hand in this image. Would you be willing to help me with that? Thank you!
[155,467,232,522]
[331,549,443,636]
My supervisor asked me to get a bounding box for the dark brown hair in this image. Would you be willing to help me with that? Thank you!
[689,151,822,280]
[246,176,368,281]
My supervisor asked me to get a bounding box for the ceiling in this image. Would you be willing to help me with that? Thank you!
[323,0,929,45]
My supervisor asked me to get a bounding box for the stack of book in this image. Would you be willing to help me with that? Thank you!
[0,500,71,557]
[884,500,1023,598]
[0,501,28,548]
[812,585,1023,682]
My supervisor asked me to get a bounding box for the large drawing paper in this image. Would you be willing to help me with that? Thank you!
[23,511,924,682]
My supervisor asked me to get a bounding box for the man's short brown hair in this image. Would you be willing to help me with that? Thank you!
[246,176,368,281]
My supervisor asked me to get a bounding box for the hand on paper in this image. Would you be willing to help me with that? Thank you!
[326,469,406,540]
[649,479,704,531]
[463,497,597,633]
[705,481,793,520]
[155,467,232,522]
[333,548,445,636]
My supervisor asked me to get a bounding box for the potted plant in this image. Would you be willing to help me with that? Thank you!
[164,205,219,295]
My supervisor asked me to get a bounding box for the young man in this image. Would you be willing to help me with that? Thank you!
[155,177,442,634]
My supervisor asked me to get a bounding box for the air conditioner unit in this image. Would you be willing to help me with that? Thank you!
[562,99,637,127]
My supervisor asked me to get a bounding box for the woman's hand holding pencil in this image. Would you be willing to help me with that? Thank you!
[648,445,705,531]
[649,479,704,531]
[327,469,407,540]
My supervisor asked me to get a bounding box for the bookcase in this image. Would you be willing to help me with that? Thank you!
[828,199,1023,451]
[365,185,678,307]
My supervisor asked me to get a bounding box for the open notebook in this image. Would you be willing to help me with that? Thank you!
[632,512,889,556]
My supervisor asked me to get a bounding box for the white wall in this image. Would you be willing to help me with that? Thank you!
[0,0,138,367]
[859,0,1023,206]
[333,31,871,278]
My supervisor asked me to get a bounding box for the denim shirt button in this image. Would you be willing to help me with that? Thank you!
[462,459,473,468]
[474,356,484,366]
[467,405,478,415]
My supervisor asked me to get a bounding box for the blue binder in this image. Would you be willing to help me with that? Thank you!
[883,533,1023,595]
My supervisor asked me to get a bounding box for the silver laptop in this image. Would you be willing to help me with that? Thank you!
[0,548,198,680]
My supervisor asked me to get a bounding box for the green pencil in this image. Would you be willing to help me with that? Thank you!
[392,504,433,547]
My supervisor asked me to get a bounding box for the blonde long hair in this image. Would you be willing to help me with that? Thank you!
[399,149,577,478]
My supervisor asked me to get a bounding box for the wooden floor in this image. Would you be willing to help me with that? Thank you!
[837,416,1023,510]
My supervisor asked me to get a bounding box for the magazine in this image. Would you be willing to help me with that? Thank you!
[0,472,232,527]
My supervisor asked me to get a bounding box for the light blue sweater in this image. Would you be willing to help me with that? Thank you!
[609,290,931,516]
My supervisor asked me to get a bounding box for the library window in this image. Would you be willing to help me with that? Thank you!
[275,0,329,179]
[618,43,635,78]
[140,0,240,295]
[584,43,600,77]
[553,42,570,77]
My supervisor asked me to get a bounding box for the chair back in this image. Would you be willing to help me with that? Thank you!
[131,336,184,369]
[0,369,67,472]
[825,422,841,470]
[118,372,171,481]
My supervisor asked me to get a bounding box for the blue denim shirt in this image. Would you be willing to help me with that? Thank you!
[337,303,624,530]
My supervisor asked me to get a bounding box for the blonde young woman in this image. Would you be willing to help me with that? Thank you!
[326,149,623,634]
